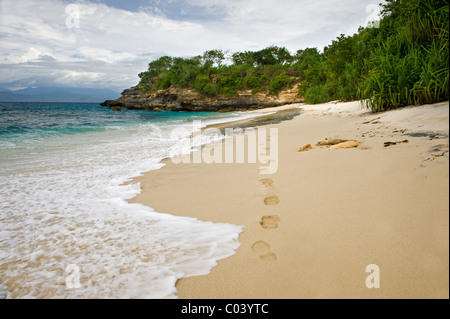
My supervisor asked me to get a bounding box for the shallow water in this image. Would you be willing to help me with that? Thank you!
[0,102,254,298]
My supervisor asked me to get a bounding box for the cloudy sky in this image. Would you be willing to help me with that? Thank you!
[0,0,383,92]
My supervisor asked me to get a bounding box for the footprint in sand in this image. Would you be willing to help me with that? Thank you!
[260,215,280,229]
[260,178,280,205]
[251,240,276,261]
[260,178,274,187]
[264,195,280,205]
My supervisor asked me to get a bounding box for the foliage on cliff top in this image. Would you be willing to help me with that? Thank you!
[137,0,449,112]
[137,46,299,97]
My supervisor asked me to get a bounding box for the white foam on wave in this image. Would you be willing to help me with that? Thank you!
[0,112,255,299]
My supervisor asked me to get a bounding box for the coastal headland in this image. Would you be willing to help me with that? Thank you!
[100,86,303,112]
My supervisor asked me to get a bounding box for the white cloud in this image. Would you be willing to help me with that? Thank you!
[184,0,380,49]
[0,0,385,91]
[1,47,57,64]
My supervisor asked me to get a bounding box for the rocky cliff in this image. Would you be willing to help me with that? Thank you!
[100,86,304,112]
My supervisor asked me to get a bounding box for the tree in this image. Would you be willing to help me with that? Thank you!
[202,50,226,68]
[231,51,256,66]
[146,56,173,77]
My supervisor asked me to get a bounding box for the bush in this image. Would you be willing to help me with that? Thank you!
[202,83,218,96]
[304,85,330,104]
[243,74,268,92]
[269,72,293,94]
[217,71,242,96]
[358,0,449,112]
[193,75,210,91]
[155,73,172,90]
[137,47,301,98]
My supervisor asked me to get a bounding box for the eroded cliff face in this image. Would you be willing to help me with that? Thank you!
[100,86,304,112]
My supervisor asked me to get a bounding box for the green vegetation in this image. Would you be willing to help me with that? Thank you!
[358,0,449,111]
[137,0,448,112]
[138,46,299,98]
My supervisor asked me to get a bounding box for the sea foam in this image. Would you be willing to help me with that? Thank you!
[0,109,258,298]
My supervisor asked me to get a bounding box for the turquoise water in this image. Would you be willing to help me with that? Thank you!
[0,102,252,298]
[0,102,233,148]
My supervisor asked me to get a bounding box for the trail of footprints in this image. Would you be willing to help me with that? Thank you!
[251,178,280,261]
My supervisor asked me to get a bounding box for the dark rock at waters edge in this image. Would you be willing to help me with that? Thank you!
[100,86,304,112]
[209,108,303,135]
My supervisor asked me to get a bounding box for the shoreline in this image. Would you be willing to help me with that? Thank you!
[203,104,303,132]
[128,100,449,299]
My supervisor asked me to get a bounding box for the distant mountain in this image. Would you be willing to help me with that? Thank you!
[0,87,121,102]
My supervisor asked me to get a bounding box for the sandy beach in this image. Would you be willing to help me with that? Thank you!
[129,100,449,299]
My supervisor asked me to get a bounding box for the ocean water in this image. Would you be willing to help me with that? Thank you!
[0,102,255,299]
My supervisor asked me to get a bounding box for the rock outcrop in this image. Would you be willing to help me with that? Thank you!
[100,86,304,112]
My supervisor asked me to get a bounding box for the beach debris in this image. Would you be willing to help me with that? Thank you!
[362,117,381,124]
[315,138,362,149]
[384,140,409,147]
[315,138,349,146]
[329,140,362,150]
[297,144,312,152]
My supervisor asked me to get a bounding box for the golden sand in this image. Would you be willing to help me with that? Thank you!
[129,101,449,299]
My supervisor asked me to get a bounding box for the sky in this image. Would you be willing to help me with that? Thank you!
[0,0,384,92]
